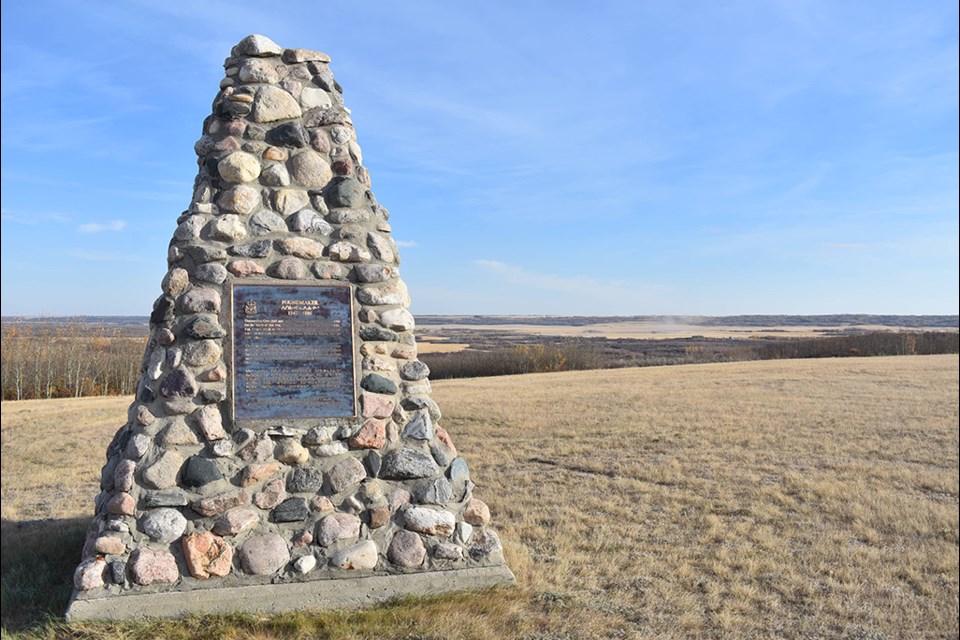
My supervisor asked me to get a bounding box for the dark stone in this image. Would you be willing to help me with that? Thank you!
[246,124,266,141]
[200,388,225,403]
[109,560,126,585]
[287,467,324,493]
[215,99,252,120]
[400,361,430,381]
[303,106,349,127]
[414,477,453,505]
[100,456,119,491]
[229,239,273,258]
[142,490,190,508]
[359,326,397,342]
[159,367,198,398]
[365,451,382,477]
[360,374,397,395]
[138,382,156,404]
[185,316,226,339]
[185,245,228,263]
[266,122,309,148]
[324,177,366,209]
[430,442,454,467]
[379,447,439,480]
[272,497,309,522]
[150,296,174,327]
[107,426,131,458]
[180,455,223,488]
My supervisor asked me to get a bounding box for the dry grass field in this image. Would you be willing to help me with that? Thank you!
[2,355,957,639]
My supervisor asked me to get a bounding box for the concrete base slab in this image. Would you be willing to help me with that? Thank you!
[65,565,516,621]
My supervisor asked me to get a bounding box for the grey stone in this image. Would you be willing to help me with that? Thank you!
[181,456,223,488]
[360,374,397,395]
[469,529,503,562]
[141,508,188,543]
[276,237,324,259]
[142,489,189,508]
[114,459,136,492]
[146,348,164,380]
[210,215,247,242]
[229,239,272,258]
[272,497,309,522]
[455,521,473,544]
[367,233,396,263]
[284,48,331,63]
[388,530,425,568]
[185,245,228,263]
[233,34,283,57]
[414,477,453,505]
[448,457,470,484]
[73,558,107,591]
[325,178,366,208]
[185,316,226,339]
[238,58,279,84]
[353,264,397,284]
[183,340,222,368]
[267,122,308,148]
[359,326,398,342]
[109,560,127,584]
[311,442,349,457]
[287,467,324,493]
[180,288,221,314]
[174,215,205,241]
[288,209,332,235]
[380,447,439,480]
[150,296,175,326]
[402,411,434,441]
[249,210,286,235]
[356,280,410,306]
[315,512,361,546]
[252,85,302,123]
[269,257,308,280]
[261,163,291,187]
[434,542,463,561]
[141,451,184,490]
[403,507,456,536]
[239,533,290,575]
[400,360,430,381]
[194,262,227,284]
[125,433,150,459]
[303,425,339,446]
[328,456,367,494]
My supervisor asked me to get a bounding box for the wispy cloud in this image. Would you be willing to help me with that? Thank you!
[395,239,417,248]
[78,220,127,233]
[1,208,71,224]
[473,259,665,299]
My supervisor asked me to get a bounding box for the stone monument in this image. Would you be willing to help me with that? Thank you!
[65,34,513,621]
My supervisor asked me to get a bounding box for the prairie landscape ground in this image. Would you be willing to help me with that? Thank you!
[1,355,957,639]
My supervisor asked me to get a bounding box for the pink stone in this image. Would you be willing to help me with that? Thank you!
[228,260,266,277]
[291,529,313,547]
[240,461,281,487]
[225,119,246,136]
[129,548,179,586]
[388,530,426,568]
[311,496,334,513]
[369,506,390,529]
[327,456,367,494]
[462,498,491,526]
[195,404,226,441]
[391,347,416,360]
[157,327,176,346]
[237,435,274,462]
[113,459,136,492]
[106,492,136,516]
[388,489,411,512]
[136,405,156,426]
[73,558,107,591]
[315,512,361,546]
[252,478,286,509]
[435,426,458,458]
[360,393,394,419]
[199,363,227,382]
[93,536,126,555]
[349,420,386,450]
[192,490,249,517]
[182,531,233,579]
[311,130,330,153]
[239,533,290,575]
[213,508,260,536]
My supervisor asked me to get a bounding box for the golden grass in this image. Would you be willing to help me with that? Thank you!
[416,341,471,354]
[2,355,958,639]
[419,321,958,340]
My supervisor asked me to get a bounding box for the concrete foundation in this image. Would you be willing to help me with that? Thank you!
[65,565,515,621]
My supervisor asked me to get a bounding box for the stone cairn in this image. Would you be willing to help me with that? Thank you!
[67,35,511,618]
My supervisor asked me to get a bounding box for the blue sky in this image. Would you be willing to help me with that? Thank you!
[2,1,957,316]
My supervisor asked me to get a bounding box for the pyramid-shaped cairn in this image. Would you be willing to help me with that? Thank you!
[66,35,513,620]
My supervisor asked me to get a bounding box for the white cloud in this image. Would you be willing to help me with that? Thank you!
[78,220,127,233]
[395,239,417,248]
[473,259,665,300]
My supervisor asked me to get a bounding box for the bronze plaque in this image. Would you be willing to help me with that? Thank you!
[231,283,355,421]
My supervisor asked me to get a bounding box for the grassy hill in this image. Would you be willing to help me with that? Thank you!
[2,356,958,639]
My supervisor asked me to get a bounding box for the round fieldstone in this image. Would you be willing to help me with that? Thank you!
[219,185,261,214]
[233,34,282,57]
[315,512,361,546]
[287,467,324,493]
[434,542,463,560]
[230,239,272,257]
[114,459,136,492]
[213,508,260,536]
[129,548,179,586]
[361,394,395,420]
[228,260,266,277]
[379,308,415,332]
[353,264,396,284]
[180,288,222,314]
[402,411,434,441]
[294,554,317,574]
[238,58,279,84]
[272,497,310,522]
[388,530,425,568]
[142,450,184,490]
[182,531,233,579]
[276,237,323,259]
[463,498,491,526]
[469,529,503,562]
[360,374,397,395]
[274,438,309,464]
[400,360,430,381]
[288,209,332,235]
[194,263,228,284]
[141,508,188,543]
[174,215,204,241]
[269,257,308,280]
[210,215,247,242]
[300,87,332,109]
[267,122,309,148]
[356,280,410,306]
[186,316,226,339]
[261,162,291,186]
[181,455,223,488]
[253,85,302,123]
[403,507,456,536]
[163,268,190,296]
[349,420,386,449]
[249,210,287,235]
[289,150,332,188]
[379,447,439,480]
[159,366,197,398]
[239,533,290,575]
[183,339,222,368]
[328,456,367,494]
[325,177,366,208]
[218,151,261,183]
[74,558,107,591]
[331,540,378,571]
[448,457,470,484]
[359,325,398,342]
[253,478,286,509]
[414,477,453,505]
[273,188,309,214]
[191,489,249,517]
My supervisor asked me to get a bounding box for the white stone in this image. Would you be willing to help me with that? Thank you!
[253,85,302,123]
[300,87,332,109]
[331,540,378,571]
[294,555,317,574]
[404,507,456,536]
[234,34,283,57]
[218,152,261,183]
[378,308,415,332]
[210,215,247,242]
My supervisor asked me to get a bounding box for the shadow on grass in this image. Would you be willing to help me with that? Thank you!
[1,517,88,634]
